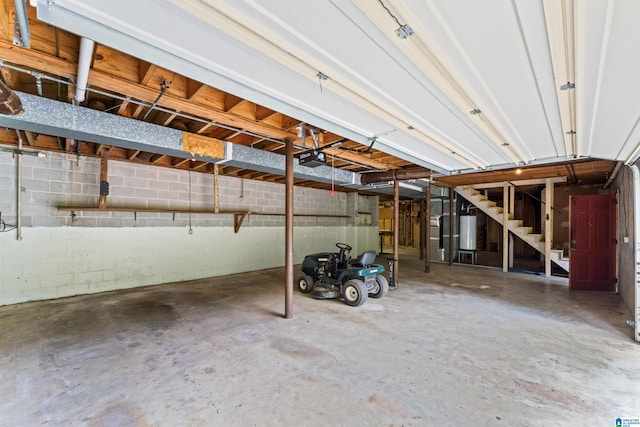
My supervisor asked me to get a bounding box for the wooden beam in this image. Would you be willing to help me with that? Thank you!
[192,161,209,171]
[138,61,157,85]
[161,113,177,126]
[24,131,37,146]
[127,149,140,160]
[0,67,20,89]
[173,158,192,168]
[0,0,13,42]
[186,79,206,100]
[151,154,167,164]
[116,100,131,117]
[0,39,290,137]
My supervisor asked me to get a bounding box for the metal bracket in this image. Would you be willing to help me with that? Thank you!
[560,82,575,90]
[13,0,31,48]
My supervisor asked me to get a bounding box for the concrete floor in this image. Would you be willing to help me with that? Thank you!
[1,251,638,426]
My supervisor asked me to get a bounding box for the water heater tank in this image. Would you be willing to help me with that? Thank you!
[459,215,477,251]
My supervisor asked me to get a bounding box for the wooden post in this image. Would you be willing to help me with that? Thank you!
[545,178,554,277]
[98,148,109,209]
[284,138,294,318]
[503,183,509,272]
[213,163,220,214]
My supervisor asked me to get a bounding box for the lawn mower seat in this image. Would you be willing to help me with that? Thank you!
[349,250,376,268]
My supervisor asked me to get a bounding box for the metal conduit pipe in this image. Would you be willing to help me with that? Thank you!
[74,37,95,104]
[15,130,22,241]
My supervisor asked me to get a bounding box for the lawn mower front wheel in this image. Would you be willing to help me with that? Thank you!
[297,275,315,293]
[342,279,368,307]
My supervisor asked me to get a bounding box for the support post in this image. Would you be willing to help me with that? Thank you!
[544,178,554,277]
[449,188,454,265]
[425,181,431,273]
[284,137,294,318]
[98,148,109,209]
[214,163,220,214]
[503,183,509,272]
[15,130,22,241]
[419,198,425,260]
[509,184,515,216]
[393,178,400,287]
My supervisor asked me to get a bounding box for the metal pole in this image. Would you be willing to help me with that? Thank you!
[15,130,22,241]
[426,181,431,273]
[419,199,424,260]
[544,178,553,277]
[393,177,400,287]
[284,137,294,318]
[213,163,220,213]
[449,188,454,265]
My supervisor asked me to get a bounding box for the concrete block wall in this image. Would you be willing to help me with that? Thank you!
[612,166,636,314]
[0,151,378,306]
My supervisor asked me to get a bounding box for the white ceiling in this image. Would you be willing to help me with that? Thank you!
[35,0,640,174]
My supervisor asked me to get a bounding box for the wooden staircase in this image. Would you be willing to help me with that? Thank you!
[455,186,569,272]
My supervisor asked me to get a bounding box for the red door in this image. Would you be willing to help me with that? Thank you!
[569,194,617,291]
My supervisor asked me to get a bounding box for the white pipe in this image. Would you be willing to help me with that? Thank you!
[632,164,640,342]
[74,37,95,103]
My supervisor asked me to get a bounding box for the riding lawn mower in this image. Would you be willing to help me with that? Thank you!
[297,243,388,307]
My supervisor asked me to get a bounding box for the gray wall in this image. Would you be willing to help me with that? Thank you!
[0,151,378,306]
[612,165,636,314]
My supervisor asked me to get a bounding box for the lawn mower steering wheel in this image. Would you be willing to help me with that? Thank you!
[336,243,352,263]
[336,243,352,251]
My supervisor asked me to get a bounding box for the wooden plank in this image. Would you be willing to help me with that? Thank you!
[57,206,249,215]
[150,154,167,164]
[24,131,37,146]
[186,79,207,100]
[0,0,12,42]
[172,158,191,167]
[116,100,132,117]
[127,149,140,160]
[92,44,139,82]
[138,61,157,85]
[323,147,397,170]
[0,66,20,89]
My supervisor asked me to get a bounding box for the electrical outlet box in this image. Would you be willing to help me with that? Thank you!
[623,236,629,244]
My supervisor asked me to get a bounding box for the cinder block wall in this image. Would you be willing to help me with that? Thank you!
[0,152,378,306]
[612,166,636,314]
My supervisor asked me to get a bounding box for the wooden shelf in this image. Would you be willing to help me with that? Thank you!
[57,206,249,233]
[56,206,350,232]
